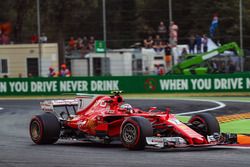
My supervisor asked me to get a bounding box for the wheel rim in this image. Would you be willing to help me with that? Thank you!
[30,120,41,141]
[191,117,208,134]
[122,123,137,144]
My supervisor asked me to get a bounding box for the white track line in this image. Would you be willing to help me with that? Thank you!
[134,98,226,116]
[220,100,250,103]
[175,99,226,116]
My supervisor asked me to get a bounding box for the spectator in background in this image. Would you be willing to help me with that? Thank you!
[82,36,88,48]
[59,64,71,77]
[164,43,172,71]
[18,73,22,78]
[88,36,95,51]
[210,60,218,73]
[157,21,167,40]
[0,36,2,45]
[195,34,202,53]
[48,67,56,77]
[159,67,165,75]
[76,37,83,50]
[155,64,161,75]
[181,48,188,56]
[68,37,76,50]
[79,36,90,54]
[143,35,154,48]
[189,34,195,54]
[202,34,208,52]
[31,34,38,43]
[40,33,48,43]
[1,33,10,44]
[229,61,236,73]
[155,64,165,75]
[0,29,2,44]
[153,35,163,53]
[169,21,178,45]
[219,62,226,73]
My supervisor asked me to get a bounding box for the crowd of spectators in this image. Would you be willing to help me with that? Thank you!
[143,20,212,56]
[48,64,71,77]
[143,33,172,53]
[157,21,167,40]
[141,20,240,75]
[208,59,237,74]
[66,36,95,56]
[188,34,208,54]
[143,21,179,51]
[31,33,48,43]
[0,30,10,45]
[0,22,12,45]
[143,20,179,75]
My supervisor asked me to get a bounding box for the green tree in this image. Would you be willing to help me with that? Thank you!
[1,0,250,50]
[106,0,138,48]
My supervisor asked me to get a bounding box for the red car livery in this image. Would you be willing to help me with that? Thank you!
[30,91,235,150]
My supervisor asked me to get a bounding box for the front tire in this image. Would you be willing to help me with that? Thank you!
[29,113,61,144]
[120,116,153,150]
[188,113,220,136]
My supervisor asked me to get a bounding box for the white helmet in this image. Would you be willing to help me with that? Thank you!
[120,103,133,112]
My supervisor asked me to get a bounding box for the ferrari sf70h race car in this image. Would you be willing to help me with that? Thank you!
[29,91,235,150]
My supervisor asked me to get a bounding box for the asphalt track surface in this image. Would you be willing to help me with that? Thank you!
[0,99,250,167]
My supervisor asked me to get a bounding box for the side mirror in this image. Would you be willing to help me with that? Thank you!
[165,108,170,119]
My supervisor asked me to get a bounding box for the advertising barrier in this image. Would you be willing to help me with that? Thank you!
[0,73,250,95]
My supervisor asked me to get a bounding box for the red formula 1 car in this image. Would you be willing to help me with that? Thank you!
[30,91,227,150]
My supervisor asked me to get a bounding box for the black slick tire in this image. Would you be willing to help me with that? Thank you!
[120,116,153,150]
[188,113,220,136]
[29,113,60,144]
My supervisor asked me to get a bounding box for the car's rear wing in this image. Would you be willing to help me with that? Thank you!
[40,99,79,112]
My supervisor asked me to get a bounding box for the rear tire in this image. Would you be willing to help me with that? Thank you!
[29,113,61,144]
[188,113,220,136]
[120,116,153,150]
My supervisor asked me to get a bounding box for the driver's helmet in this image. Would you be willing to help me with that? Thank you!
[120,103,133,112]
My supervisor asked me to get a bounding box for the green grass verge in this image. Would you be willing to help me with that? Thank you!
[177,116,250,134]
[220,119,250,134]
[176,116,190,123]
